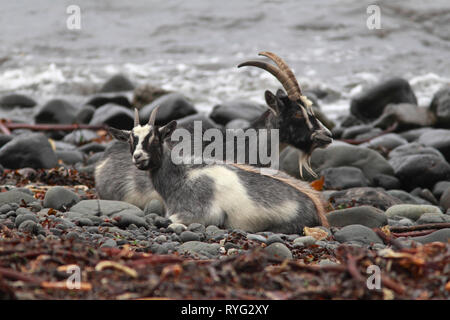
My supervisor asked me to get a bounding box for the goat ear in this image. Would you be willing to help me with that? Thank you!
[108,127,130,142]
[276,89,287,99]
[159,120,177,140]
[264,90,280,115]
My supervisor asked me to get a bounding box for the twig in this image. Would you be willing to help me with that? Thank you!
[392,230,437,238]
[389,223,450,233]
[0,266,43,284]
[374,229,405,250]
[0,121,108,135]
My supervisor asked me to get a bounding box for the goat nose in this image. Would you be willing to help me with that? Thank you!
[134,154,142,161]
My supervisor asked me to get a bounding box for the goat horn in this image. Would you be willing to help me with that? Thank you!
[148,105,160,126]
[238,60,300,101]
[134,108,140,127]
[259,51,303,99]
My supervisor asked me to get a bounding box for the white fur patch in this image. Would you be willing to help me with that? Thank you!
[132,124,152,160]
[187,166,299,232]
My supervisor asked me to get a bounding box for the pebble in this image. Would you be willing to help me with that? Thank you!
[43,186,80,210]
[264,243,293,260]
[15,213,38,228]
[180,231,201,242]
[154,216,171,228]
[167,223,187,235]
[143,199,165,216]
[178,241,221,259]
[100,239,117,248]
[293,236,317,247]
[18,220,40,235]
[188,223,206,233]
[385,204,442,220]
[246,234,267,243]
[266,235,284,245]
[333,224,383,245]
[326,206,388,228]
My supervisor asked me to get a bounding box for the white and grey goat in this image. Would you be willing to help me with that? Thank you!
[107,106,328,234]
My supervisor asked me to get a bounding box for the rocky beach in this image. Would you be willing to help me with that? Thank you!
[0,0,449,300]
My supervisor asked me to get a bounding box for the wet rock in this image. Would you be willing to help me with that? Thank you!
[433,181,450,199]
[339,114,364,128]
[0,190,35,206]
[399,127,433,142]
[417,129,450,161]
[388,190,431,205]
[178,241,221,259]
[410,188,439,205]
[293,236,316,247]
[86,93,132,109]
[341,125,373,139]
[70,200,143,217]
[0,94,36,109]
[56,150,84,165]
[264,242,292,260]
[373,103,436,131]
[154,216,171,228]
[113,211,148,229]
[43,186,81,210]
[280,143,394,182]
[327,206,387,228]
[210,100,265,125]
[89,104,134,130]
[100,74,134,93]
[143,199,165,216]
[0,133,57,169]
[408,228,450,244]
[34,99,77,124]
[416,212,450,224]
[333,224,383,245]
[0,134,13,148]
[168,223,187,235]
[139,93,196,126]
[180,230,201,242]
[74,105,96,124]
[385,204,442,221]
[440,187,450,211]
[429,87,450,128]
[18,220,40,234]
[388,143,450,190]
[132,84,170,109]
[350,78,417,121]
[360,133,408,151]
[15,213,38,228]
[322,166,370,190]
[373,174,401,190]
[329,187,401,211]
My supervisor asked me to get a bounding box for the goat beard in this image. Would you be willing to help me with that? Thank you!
[297,150,317,179]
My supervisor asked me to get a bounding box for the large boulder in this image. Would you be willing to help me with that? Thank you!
[417,129,450,161]
[89,104,134,130]
[350,78,417,121]
[34,99,78,124]
[0,94,36,109]
[100,74,134,93]
[429,87,450,128]
[139,93,197,126]
[0,133,58,169]
[0,190,36,206]
[209,100,265,125]
[280,143,394,182]
[388,143,450,190]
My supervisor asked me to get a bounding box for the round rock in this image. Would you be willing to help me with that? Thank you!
[43,186,81,210]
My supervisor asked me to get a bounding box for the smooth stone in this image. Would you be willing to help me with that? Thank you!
[18,220,39,234]
[210,100,265,125]
[327,206,388,228]
[139,93,197,126]
[433,181,450,199]
[293,236,317,247]
[100,239,117,248]
[187,223,206,233]
[71,217,94,227]
[322,166,370,190]
[440,187,450,211]
[86,93,132,109]
[15,213,38,228]
[373,103,436,131]
[132,84,170,109]
[34,99,77,124]
[0,133,58,169]
[334,224,383,245]
[264,243,292,260]
[77,142,106,154]
[400,127,434,142]
[416,212,450,224]
[168,223,187,235]
[0,190,35,207]
[100,74,134,93]
[178,241,221,258]
[408,228,450,244]
[71,200,143,217]
[350,78,417,121]
[385,204,442,221]
[154,216,171,228]
[177,113,220,131]
[246,234,267,243]
[43,186,81,210]
[387,189,431,205]
[329,187,401,211]
[341,124,373,139]
[429,87,450,128]
[89,104,134,130]
[417,129,450,161]
[266,235,284,245]
[179,230,201,242]
[373,174,401,190]
[74,105,96,124]
[360,133,408,151]
[113,211,148,229]
[0,94,36,109]
[63,130,98,144]
[205,225,226,240]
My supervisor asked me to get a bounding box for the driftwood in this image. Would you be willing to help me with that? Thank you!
[0,120,108,135]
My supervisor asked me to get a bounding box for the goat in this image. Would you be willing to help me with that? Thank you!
[108,106,328,233]
[95,52,332,208]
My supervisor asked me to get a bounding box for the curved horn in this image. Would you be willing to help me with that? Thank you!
[238,60,300,101]
[148,105,160,126]
[259,51,302,97]
[134,108,140,127]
